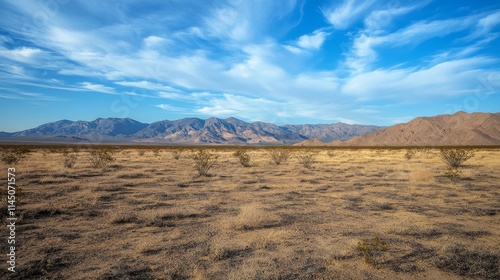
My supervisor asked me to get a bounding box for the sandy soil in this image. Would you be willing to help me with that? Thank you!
[0,146,499,279]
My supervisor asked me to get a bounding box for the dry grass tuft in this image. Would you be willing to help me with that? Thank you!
[409,166,435,182]
[229,203,282,230]
[433,244,500,279]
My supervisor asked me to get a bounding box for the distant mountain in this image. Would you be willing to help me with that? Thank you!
[1,117,382,145]
[130,117,308,144]
[284,123,381,142]
[12,118,148,137]
[327,111,500,146]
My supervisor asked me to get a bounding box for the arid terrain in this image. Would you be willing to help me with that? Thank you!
[1,146,499,279]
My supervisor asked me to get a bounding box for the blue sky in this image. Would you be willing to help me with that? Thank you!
[1,0,500,132]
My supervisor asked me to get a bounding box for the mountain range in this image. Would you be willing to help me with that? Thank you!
[0,117,381,145]
[2,112,499,146]
[295,111,500,146]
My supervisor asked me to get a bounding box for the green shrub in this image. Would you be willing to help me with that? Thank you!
[356,235,389,264]
[440,148,474,169]
[190,149,218,176]
[233,150,251,167]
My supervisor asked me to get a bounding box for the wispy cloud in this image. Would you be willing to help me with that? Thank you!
[79,82,116,94]
[322,0,376,29]
[342,57,499,101]
[115,81,179,92]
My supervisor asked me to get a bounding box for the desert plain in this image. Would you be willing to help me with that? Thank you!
[0,146,499,279]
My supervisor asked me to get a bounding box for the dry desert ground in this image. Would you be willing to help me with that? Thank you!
[0,146,499,279]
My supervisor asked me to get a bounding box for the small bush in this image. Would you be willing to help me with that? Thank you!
[295,150,318,168]
[63,150,78,168]
[326,150,336,158]
[233,150,251,167]
[440,148,474,169]
[137,149,146,156]
[172,149,183,160]
[88,149,114,169]
[153,149,160,157]
[266,149,292,165]
[356,235,389,264]
[1,148,30,165]
[190,149,218,176]
[404,149,417,160]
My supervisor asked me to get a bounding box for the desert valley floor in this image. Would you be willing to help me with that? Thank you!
[1,146,499,279]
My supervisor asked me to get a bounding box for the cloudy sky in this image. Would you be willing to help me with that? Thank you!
[1,0,499,132]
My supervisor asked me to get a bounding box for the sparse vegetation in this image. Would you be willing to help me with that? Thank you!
[233,150,251,167]
[1,145,498,279]
[63,150,78,168]
[356,235,389,264]
[266,148,292,165]
[404,149,417,160]
[172,149,183,160]
[88,148,115,168]
[295,149,318,168]
[1,147,30,164]
[440,148,474,169]
[440,148,475,181]
[190,149,218,176]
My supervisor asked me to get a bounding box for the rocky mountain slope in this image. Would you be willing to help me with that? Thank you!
[328,111,500,146]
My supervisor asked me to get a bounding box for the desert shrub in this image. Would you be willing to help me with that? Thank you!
[190,149,218,176]
[356,235,389,264]
[88,149,114,169]
[295,149,318,168]
[266,149,292,165]
[326,150,336,158]
[1,148,30,165]
[153,149,160,157]
[137,149,146,156]
[404,149,417,160]
[443,168,462,182]
[233,150,251,167]
[440,148,474,169]
[172,149,183,160]
[63,150,78,168]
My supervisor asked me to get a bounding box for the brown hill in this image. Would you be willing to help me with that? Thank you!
[331,111,500,146]
[293,138,325,146]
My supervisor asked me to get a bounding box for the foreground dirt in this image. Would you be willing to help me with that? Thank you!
[1,147,499,279]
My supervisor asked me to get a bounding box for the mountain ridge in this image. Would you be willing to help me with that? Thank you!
[1,117,381,145]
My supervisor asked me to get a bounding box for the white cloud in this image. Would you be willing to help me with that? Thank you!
[364,4,422,34]
[345,16,478,72]
[155,104,186,112]
[143,35,169,48]
[322,0,376,29]
[115,81,179,92]
[197,93,284,120]
[296,30,328,50]
[284,45,304,54]
[342,57,498,101]
[79,82,116,94]
[0,47,43,63]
